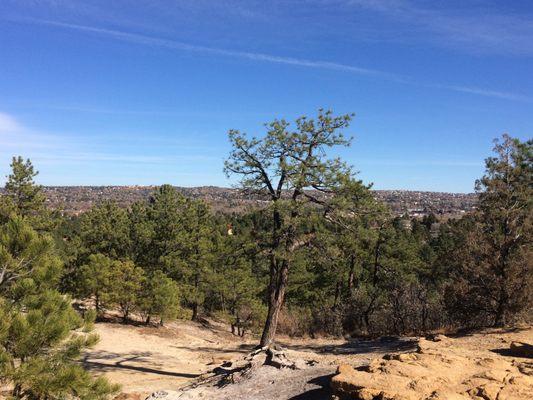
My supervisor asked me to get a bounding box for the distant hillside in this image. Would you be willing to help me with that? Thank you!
[7,186,476,218]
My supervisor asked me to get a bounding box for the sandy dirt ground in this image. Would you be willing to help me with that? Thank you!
[84,319,257,394]
[84,319,417,397]
[83,320,532,399]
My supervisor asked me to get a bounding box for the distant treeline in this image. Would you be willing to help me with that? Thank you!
[0,185,478,217]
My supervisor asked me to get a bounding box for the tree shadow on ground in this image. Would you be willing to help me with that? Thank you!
[448,326,531,339]
[490,344,533,359]
[170,343,256,354]
[82,351,201,378]
[288,374,335,400]
[279,337,417,355]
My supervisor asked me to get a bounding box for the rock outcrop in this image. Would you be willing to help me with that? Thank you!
[331,336,533,400]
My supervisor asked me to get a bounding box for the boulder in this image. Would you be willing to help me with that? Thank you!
[330,363,415,400]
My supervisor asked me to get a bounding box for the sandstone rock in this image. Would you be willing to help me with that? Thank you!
[515,361,533,376]
[383,352,418,362]
[426,390,470,399]
[331,363,415,399]
[498,376,533,400]
[474,383,501,400]
[330,336,533,400]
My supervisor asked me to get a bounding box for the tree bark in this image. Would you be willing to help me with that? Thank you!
[333,280,342,311]
[373,238,382,287]
[191,302,198,321]
[347,254,355,295]
[260,259,289,347]
[494,229,511,328]
[494,281,509,327]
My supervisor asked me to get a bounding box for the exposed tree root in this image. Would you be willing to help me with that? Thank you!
[182,344,317,390]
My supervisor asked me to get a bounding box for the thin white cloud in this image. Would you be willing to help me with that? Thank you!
[0,112,22,132]
[0,110,218,168]
[357,158,482,167]
[445,86,529,102]
[21,18,529,102]
[32,152,216,164]
[338,0,533,57]
[0,112,80,150]
[415,83,529,102]
[35,19,390,78]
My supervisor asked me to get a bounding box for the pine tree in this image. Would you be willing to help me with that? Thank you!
[77,201,132,261]
[224,109,363,346]
[137,270,181,325]
[76,254,115,317]
[215,233,265,336]
[0,215,62,296]
[179,199,215,321]
[0,215,118,399]
[108,260,145,323]
[445,135,532,327]
[4,156,45,217]
[476,134,532,326]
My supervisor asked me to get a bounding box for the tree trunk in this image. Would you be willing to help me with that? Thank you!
[95,292,103,319]
[494,284,509,327]
[260,259,289,347]
[333,280,342,310]
[373,238,382,287]
[347,254,355,295]
[191,302,198,321]
[494,243,510,327]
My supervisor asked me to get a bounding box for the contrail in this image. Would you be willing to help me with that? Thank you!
[21,19,530,102]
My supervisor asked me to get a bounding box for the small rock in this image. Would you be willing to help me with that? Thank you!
[144,391,181,400]
[114,393,142,400]
[383,352,418,362]
[426,334,448,342]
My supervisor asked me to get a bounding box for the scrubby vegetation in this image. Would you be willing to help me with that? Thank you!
[0,110,531,398]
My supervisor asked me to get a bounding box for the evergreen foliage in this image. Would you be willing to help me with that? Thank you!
[445,135,532,327]
[0,215,118,399]
[4,156,45,216]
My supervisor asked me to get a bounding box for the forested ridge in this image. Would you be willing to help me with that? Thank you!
[0,111,531,399]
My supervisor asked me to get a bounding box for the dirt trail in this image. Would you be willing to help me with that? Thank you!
[84,320,256,394]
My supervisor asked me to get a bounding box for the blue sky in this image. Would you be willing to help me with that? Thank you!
[0,0,531,192]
